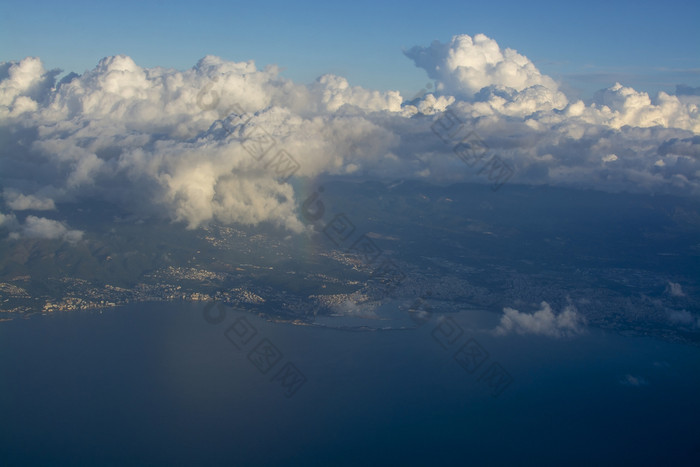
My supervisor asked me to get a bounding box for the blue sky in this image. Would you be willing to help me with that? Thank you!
[2,0,699,98]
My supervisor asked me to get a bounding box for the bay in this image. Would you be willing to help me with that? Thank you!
[1,302,699,465]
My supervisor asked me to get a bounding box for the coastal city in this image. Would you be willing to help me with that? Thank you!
[1,250,695,346]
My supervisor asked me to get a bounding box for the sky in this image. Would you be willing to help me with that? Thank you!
[2,0,699,99]
[1,0,699,236]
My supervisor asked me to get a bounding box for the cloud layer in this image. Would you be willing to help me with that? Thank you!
[1,34,699,233]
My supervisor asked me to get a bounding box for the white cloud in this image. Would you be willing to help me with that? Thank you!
[0,211,18,229]
[311,74,403,113]
[13,215,84,242]
[405,34,562,99]
[4,189,56,210]
[2,212,83,243]
[0,57,59,117]
[591,83,700,132]
[666,281,685,297]
[1,35,699,232]
[494,301,586,338]
[667,310,700,328]
[619,374,649,387]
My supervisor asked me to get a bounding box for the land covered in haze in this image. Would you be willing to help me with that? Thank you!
[1,180,698,345]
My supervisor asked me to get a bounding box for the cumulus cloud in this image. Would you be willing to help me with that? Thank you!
[4,189,56,210]
[405,34,562,98]
[6,215,83,242]
[0,57,60,117]
[494,301,586,338]
[619,374,649,387]
[666,281,685,297]
[667,310,700,328]
[311,74,403,113]
[414,93,455,115]
[0,211,18,229]
[592,83,700,132]
[1,33,699,232]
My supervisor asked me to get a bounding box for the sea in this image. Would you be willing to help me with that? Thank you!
[1,301,699,465]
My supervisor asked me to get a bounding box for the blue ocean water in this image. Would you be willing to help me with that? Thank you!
[1,302,699,465]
